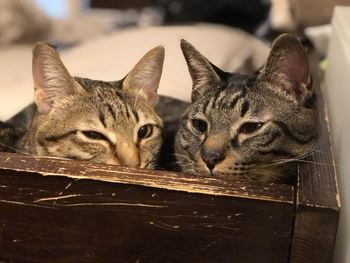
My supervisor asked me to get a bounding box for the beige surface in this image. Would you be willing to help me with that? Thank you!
[290,0,350,27]
[0,24,269,120]
[325,7,350,263]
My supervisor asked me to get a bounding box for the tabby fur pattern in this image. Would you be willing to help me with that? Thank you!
[175,34,318,183]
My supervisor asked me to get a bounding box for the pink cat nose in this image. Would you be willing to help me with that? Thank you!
[115,142,140,168]
[122,156,140,168]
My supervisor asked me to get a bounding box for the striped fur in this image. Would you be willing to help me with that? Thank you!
[17,42,164,168]
[176,36,319,183]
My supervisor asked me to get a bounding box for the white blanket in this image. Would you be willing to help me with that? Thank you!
[0,24,269,120]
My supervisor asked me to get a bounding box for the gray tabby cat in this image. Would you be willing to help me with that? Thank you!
[175,34,318,183]
[6,42,165,168]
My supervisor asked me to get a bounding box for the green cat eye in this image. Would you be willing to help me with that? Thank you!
[138,124,153,139]
[192,119,208,133]
[82,131,109,141]
[239,122,264,134]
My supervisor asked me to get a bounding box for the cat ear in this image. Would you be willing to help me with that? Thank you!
[122,46,165,107]
[261,34,313,104]
[32,42,84,114]
[180,39,225,102]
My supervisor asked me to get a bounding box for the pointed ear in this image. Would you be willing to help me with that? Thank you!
[32,42,83,114]
[122,46,165,107]
[261,34,313,104]
[180,39,225,102]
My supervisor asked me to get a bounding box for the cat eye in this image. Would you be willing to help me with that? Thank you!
[138,124,153,139]
[239,122,264,134]
[192,119,208,133]
[82,131,109,141]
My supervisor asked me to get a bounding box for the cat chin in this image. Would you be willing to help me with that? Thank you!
[192,163,227,177]
[104,158,121,166]
[192,155,254,178]
[195,168,213,177]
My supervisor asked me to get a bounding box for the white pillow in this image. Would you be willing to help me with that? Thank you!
[0,23,269,120]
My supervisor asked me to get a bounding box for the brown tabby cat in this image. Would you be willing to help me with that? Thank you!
[13,42,165,168]
[175,34,319,183]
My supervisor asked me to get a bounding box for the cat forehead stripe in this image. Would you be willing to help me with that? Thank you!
[106,103,116,120]
[213,90,227,108]
[205,96,216,115]
[227,90,244,109]
[240,101,249,117]
[98,111,107,128]
[133,110,139,122]
[207,88,244,112]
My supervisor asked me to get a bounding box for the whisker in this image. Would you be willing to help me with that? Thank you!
[239,173,254,181]
[259,157,336,168]
[0,142,32,156]
[307,148,327,154]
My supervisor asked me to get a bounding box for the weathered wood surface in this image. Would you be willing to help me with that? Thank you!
[0,153,293,202]
[289,52,340,263]
[0,154,294,262]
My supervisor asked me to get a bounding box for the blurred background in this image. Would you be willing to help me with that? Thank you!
[1,0,348,111]
[1,1,350,262]
[0,0,348,46]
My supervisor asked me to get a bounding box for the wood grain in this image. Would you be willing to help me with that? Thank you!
[0,160,294,262]
[289,51,340,263]
[0,152,293,203]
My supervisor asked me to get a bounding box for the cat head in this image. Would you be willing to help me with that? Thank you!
[176,35,318,183]
[26,42,164,168]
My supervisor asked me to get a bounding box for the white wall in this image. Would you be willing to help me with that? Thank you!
[325,6,350,263]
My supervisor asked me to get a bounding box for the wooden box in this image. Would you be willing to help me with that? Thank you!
[0,98,340,262]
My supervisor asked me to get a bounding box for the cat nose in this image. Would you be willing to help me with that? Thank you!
[121,154,140,168]
[116,142,140,168]
[201,147,225,170]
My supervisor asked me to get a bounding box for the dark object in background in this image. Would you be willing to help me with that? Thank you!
[155,95,189,171]
[160,0,270,33]
[91,0,156,9]
[91,0,271,33]
[0,104,37,153]
[0,122,23,152]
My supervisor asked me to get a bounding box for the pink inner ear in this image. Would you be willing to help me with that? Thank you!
[33,57,47,92]
[280,49,309,85]
[147,92,159,107]
[34,89,52,114]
